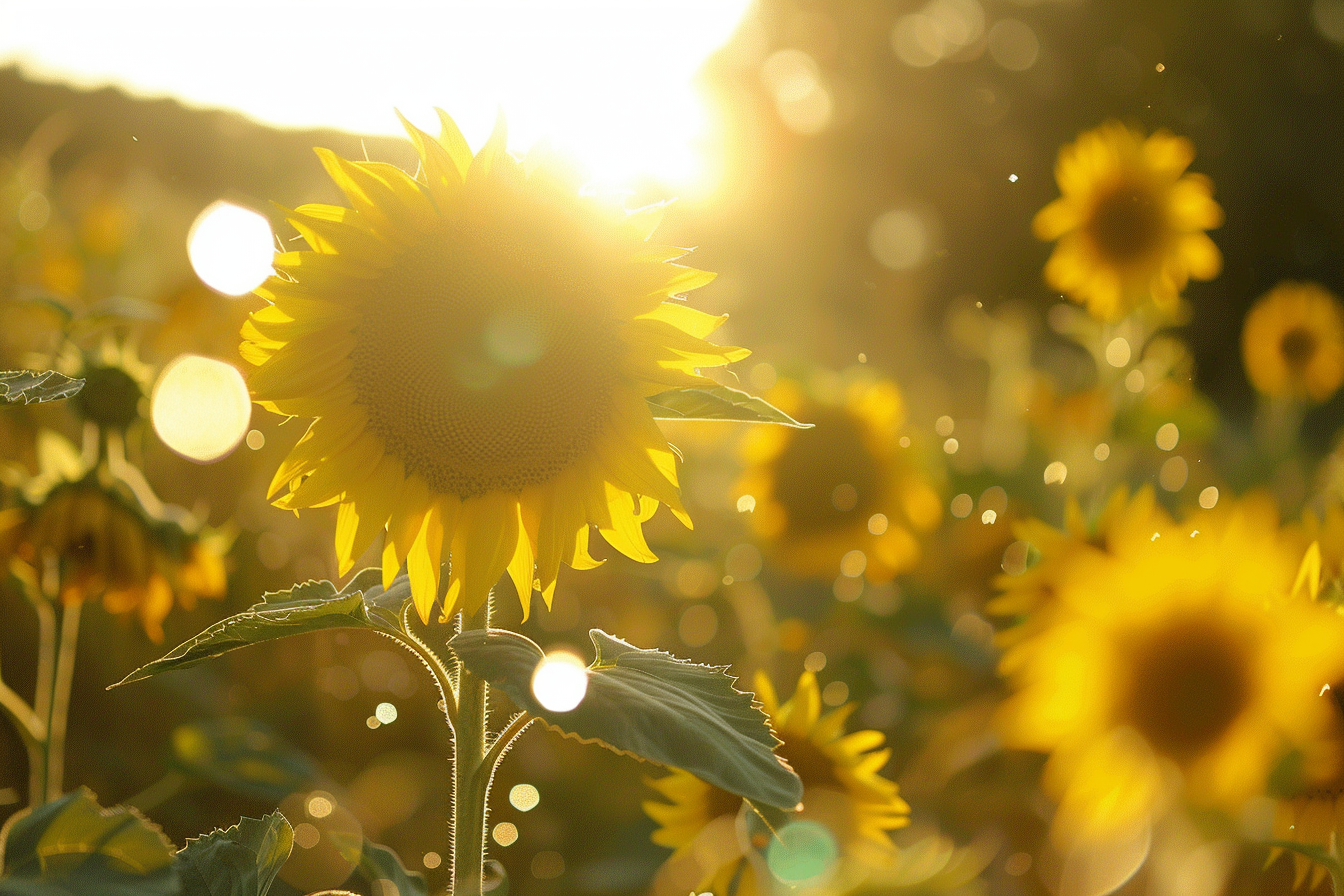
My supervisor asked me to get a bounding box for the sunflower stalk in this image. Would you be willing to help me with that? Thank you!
[9,566,59,808]
[43,599,81,804]
[452,600,492,896]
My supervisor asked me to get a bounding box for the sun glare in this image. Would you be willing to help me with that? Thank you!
[0,1,755,191]
[531,651,590,713]
[151,354,252,463]
[187,201,275,296]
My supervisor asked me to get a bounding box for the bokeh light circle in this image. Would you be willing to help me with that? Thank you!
[151,354,252,463]
[188,200,274,296]
[766,820,839,885]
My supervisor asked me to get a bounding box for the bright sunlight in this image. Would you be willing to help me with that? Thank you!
[0,0,754,190]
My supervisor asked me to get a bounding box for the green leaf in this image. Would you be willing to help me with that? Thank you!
[0,371,85,405]
[170,718,324,802]
[449,628,804,810]
[268,838,427,896]
[113,568,409,687]
[646,385,809,427]
[175,813,293,896]
[351,840,428,896]
[0,788,178,896]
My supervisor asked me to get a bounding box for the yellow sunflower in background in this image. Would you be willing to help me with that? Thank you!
[1242,281,1344,404]
[998,496,1344,846]
[990,485,1171,639]
[736,376,941,583]
[1290,500,1344,588]
[1034,121,1223,321]
[2,431,228,641]
[242,110,748,624]
[66,341,154,434]
[1269,542,1344,889]
[643,670,908,895]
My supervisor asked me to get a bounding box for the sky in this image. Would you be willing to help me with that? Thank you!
[0,0,755,189]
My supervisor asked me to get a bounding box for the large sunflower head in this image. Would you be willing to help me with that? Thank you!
[998,496,1344,846]
[643,670,909,895]
[735,376,941,584]
[243,110,749,624]
[4,430,229,641]
[1242,281,1344,404]
[1034,121,1223,321]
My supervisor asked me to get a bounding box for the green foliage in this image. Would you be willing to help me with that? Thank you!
[175,814,292,896]
[646,384,809,427]
[114,569,405,686]
[170,718,324,802]
[449,628,804,810]
[0,371,85,405]
[268,837,427,896]
[0,788,177,896]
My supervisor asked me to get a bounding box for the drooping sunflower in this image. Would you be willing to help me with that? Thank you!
[736,376,941,583]
[2,430,229,641]
[1241,281,1344,404]
[242,110,748,623]
[643,670,909,895]
[998,496,1344,846]
[1034,121,1223,321]
[990,485,1171,647]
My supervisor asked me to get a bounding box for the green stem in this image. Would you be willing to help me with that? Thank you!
[399,601,457,722]
[20,570,57,809]
[43,599,81,803]
[452,599,491,896]
[0,672,45,806]
[123,770,187,813]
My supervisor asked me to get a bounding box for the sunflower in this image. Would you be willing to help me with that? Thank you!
[67,341,154,432]
[989,485,1171,646]
[3,430,228,641]
[998,496,1344,845]
[242,110,746,624]
[1241,281,1344,404]
[1271,669,1344,889]
[1291,501,1344,589]
[1034,121,1223,321]
[1269,541,1344,889]
[735,376,941,583]
[643,670,909,895]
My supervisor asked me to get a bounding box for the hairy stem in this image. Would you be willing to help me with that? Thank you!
[43,599,81,803]
[452,599,491,896]
[399,601,457,722]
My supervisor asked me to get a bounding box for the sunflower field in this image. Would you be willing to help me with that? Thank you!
[3,2,1344,895]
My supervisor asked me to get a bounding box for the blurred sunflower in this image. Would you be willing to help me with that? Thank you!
[242,110,748,624]
[643,670,908,895]
[1034,121,1223,321]
[735,377,941,583]
[1291,501,1344,588]
[1271,670,1344,889]
[1242,281,1344,404]
[998,496,1344,845]
[66,341,153,433]
[990,486,1171,645]
[1269,543,1344,889]
[2,430,228,641]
